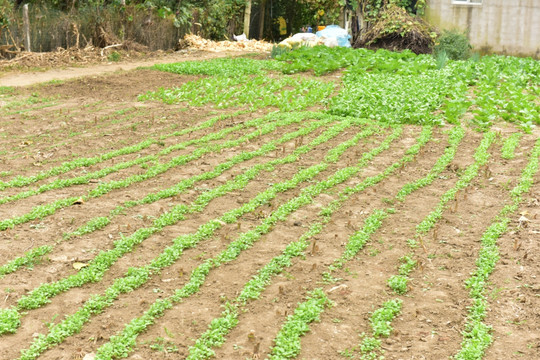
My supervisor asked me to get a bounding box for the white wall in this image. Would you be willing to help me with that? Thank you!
[426,0,540,57]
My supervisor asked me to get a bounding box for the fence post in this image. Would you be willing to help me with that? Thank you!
[23,4,31,52]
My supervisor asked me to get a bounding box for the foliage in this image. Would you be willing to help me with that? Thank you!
[387,275,408,294]
[435,50,449,69]
[370,299,402,337]
[142,62,334,111]
[501,133,522,160]
[361,0,426,19]
[107,50,121,61]
[0,0,12,29]
[268,289,333,359]
[434,30,472,60]
[153,57,280,76]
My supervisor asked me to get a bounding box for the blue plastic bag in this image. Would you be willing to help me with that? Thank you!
[315,25,351,47]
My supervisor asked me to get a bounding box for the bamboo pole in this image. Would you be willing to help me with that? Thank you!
[23,4,31,52]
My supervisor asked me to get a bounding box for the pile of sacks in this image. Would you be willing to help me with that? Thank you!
[278,25,351,49]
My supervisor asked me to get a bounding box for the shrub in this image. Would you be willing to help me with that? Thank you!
[433,30,471,60]
[107,51,121,62]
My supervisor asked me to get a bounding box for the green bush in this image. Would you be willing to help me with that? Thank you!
[433,30,471,60]
[107,51,121,62]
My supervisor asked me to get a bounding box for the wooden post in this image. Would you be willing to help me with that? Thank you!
[243,0,252,38]
[23,4,31,52]
[258,0,266,39]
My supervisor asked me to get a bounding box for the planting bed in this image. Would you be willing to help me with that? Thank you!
[0,48,539,360]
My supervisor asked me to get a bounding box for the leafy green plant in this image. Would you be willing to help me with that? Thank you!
[268,289,333,359]
[387,275,408,295]
[435,50,449,69]
[107,51,121,62]
[434,30,471,61]
[371,299,402,337]
[501,133,522,160]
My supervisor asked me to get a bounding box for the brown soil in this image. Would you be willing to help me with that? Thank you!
[0,60,538,360]
[0,49,265,87]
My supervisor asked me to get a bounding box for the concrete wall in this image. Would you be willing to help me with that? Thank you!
[426,0,540,58]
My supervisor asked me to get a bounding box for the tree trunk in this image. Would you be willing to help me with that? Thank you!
[23,4,31,52]
[258,0,266,39]
[243,0,252,37]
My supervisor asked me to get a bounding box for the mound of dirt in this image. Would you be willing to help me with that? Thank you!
[354,4,436,54]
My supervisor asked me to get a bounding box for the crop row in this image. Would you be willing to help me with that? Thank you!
[344,130,498,359]
[1,114,371,336]
[92,126,426,360]
[0,110,307,230]
[0,108,242,192]
[456,138,540,359]
[140,74,334,112]
[14,120,398,359]
[0,112,336,279]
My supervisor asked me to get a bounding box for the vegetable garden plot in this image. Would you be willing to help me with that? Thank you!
[1,48,539,360]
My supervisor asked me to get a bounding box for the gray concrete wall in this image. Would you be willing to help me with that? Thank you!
[426,0,540,58]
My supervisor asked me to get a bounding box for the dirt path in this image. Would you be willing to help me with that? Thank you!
[0,50,249,87]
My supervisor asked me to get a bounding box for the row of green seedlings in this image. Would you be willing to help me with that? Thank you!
[275,126,467,360]
[186,123,482,360]
[0,109,303,229]
[15,106,241,171]
[13,118,397,359]
[184,122,467,359]
[0,114,371,336]
[92,127,414,359]
[0,112,338,279]
[364,135,528,358]
[346,130,496,359]
[140,74,335,112]
[0,109,251,191]
[500,132,522,160]
[455,138,540,359]
[0,93,58,116]
[99,124,424,358]
[0,109,263,205]
[236,124,465,360]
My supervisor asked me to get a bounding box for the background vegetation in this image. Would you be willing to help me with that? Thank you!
[1,0,434,52]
